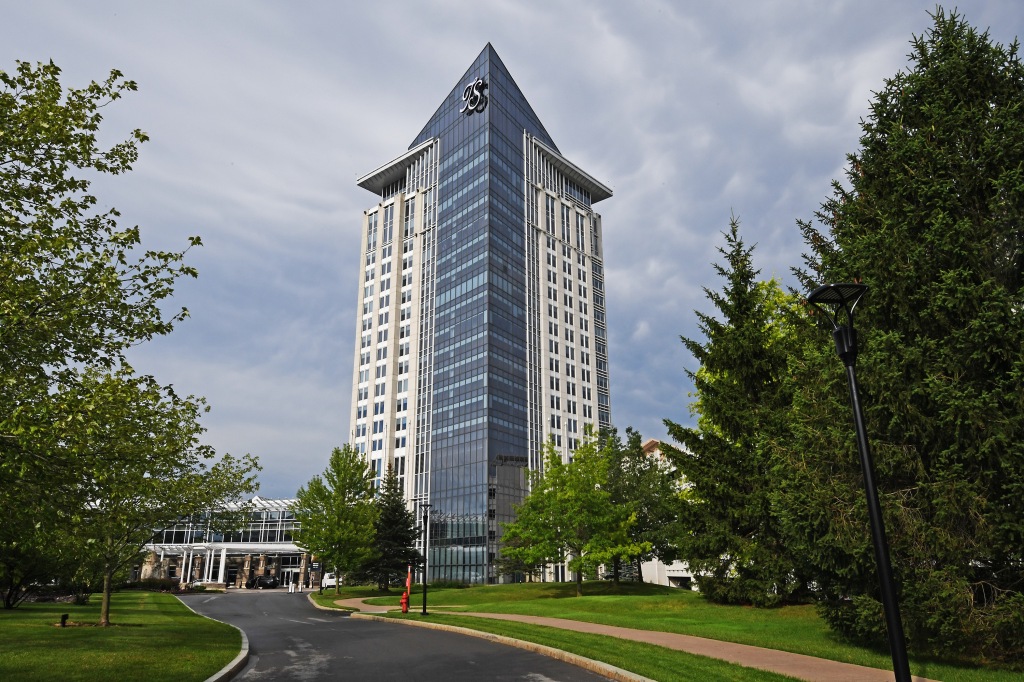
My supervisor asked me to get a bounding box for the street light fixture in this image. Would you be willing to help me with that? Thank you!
[420,503,432,616]
[806,283,911,682]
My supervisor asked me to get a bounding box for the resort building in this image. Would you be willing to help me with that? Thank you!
[140,496,317,589]
[349,44,613,583]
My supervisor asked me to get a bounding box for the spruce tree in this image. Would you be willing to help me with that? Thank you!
[664,217,802,606]
[786,8,1024,663]
[360,464,420,591]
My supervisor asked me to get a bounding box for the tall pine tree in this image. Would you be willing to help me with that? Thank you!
[784,8,1024,663]
[664,217,802,606]
[358,464,420,591]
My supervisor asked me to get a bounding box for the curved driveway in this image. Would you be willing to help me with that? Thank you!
[179,590,613,681]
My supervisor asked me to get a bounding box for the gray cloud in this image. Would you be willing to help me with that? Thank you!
[6,0,1022,496]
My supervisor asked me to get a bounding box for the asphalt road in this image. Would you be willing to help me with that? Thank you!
[179,590,613,681]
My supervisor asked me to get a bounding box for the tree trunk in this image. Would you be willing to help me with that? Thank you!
[635,557,644,584]
[575,570,583,597]
[99,570,112,626]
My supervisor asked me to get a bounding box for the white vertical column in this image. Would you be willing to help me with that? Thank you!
[178,551,187,586]
[183,549,192,583]
[217,547,227,584]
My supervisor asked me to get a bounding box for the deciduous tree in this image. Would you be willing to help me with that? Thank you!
[604,428,681,584]
[293,446,377,594]
[70,370,258,625]
[0,60,203,609]
[500,434,642,596]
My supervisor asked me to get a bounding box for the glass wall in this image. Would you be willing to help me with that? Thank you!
[408,47,556,583]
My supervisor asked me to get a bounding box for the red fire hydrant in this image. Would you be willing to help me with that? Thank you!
[400,591,409,613]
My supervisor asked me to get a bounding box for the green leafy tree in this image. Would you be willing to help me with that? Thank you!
[357,464,420,591]
[784,8,1024,663]
[70,370,258,625]
[663,217,804,607]
[293,446,377,595]
[604,428,681,584]
[0,60,202,609]
[500,434,642,596]
[0,59,197,419]
[0,370,259,621]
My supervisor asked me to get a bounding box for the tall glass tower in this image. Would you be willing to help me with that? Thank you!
[351,45,612,583]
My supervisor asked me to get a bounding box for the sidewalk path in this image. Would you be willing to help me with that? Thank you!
[338,598,937,682]
[332,596,391,613]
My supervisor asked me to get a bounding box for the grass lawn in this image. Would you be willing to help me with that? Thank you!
[0,591,240,682]
[415,613,797,681]
[333,582,1020,682]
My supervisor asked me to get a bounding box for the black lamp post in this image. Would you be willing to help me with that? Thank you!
[420,503,431,616]
[806,283,911,682]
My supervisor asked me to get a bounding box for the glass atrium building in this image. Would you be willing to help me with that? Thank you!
[351,45,612,584]
[141,496,316,588]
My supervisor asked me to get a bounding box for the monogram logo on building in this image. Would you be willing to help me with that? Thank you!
[460,77,488,114]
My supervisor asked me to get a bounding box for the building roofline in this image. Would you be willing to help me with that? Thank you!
[531,136,613,204]
[356,137,438,195]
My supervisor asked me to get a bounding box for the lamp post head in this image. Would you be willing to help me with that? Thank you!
[807,283,868,368]
[807,283,867,328]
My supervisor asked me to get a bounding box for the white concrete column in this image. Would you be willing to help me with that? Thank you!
[179,551,187,585]
[217,547,227,584]
[205,548,213,581]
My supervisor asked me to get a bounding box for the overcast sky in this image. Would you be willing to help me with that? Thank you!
[6,1,1022,498]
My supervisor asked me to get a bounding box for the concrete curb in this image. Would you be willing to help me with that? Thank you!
[305,592,359,612]
[174,595,250,682]
[351,612,654,682]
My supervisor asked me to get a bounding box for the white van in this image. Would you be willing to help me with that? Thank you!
[322,572,338,588]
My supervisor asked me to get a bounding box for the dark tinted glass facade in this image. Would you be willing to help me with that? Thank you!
[410,46,558,583]
[354,45,611,584]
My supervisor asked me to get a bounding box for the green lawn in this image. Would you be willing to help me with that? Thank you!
[0,591,240,682]
[340,582,1020,682]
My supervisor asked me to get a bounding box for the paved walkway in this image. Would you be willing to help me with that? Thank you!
[333,597,937,682]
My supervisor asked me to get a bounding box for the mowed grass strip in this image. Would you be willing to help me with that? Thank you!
[349,582,1021,682]
[409,613,796,682]
[0,591,240,682]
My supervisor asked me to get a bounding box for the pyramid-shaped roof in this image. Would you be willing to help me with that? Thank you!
[410,44,558,152]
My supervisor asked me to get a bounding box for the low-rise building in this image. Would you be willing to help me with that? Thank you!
[139,495,319,589]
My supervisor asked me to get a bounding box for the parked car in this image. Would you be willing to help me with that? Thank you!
[246,575,280,589]
[322,572,338,588]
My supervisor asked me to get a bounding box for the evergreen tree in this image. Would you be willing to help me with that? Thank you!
[358,464,420,591]
[785,8,1024,663]
[663,217,803,606]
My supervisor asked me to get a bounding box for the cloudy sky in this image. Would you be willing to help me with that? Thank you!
[6,1,1022,498]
